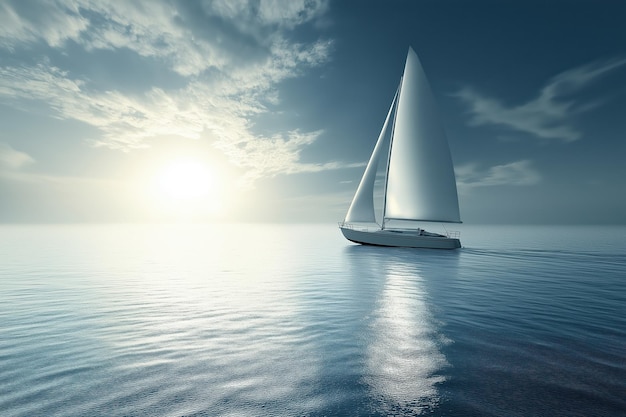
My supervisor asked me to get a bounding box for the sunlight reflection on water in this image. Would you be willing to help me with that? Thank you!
[1,224,624,416]
[366,261,448,414]
[343,246,458,415]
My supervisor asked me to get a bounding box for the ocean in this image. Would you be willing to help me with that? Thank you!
[1,224,624,416]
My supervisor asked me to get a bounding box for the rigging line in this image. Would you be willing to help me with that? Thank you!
[381,77,402,230]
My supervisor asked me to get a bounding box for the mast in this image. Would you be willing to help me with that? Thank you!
[381,77,402,230]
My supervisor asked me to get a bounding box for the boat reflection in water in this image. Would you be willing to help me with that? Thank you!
[345,246,456,415]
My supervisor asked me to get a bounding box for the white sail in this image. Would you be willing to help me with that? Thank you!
[384,47,461,223]
[344,88,398,223]
[339,46,462,249]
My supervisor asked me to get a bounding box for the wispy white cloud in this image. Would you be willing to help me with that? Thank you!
[456,58,626,141]
[0,0,88,50]
[0,0,343,185]
[1,0,329,76]
[455,159,541,190]
[0,142,34,169]
[0,141,107,186]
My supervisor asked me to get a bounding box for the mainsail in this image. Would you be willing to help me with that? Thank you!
[384,47,461,223]
[345,47,460,225]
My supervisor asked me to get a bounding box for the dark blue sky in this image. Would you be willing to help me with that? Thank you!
[0,0,624,223]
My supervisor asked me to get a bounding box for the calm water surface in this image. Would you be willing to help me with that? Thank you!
[0,224,625,416]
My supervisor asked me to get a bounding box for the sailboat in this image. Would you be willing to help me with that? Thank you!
[339,47,462,249]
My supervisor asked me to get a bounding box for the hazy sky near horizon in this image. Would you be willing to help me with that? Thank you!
[1,0,625,224]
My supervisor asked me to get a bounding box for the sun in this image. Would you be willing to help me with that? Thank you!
[155,159,215,201]
[148,158,226,220]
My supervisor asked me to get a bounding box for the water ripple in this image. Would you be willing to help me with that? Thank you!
[0,224,624,416]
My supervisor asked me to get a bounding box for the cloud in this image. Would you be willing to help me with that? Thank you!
[217,129,366,186]
[1,0,330,75]
[0,0,345,186]
[455,159,541,190]
[456,58,626,141]
[0,142,34,169]
[0,0,88,50]
[0,141,113,186]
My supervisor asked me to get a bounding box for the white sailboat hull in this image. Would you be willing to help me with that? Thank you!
[339,225,461,249]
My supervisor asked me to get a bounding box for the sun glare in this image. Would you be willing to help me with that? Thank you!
[148,158,227,220]
[156,160,214,201]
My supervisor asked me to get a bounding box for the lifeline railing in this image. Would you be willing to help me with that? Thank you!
[338,222,381,233]
[446,230,461,239]
[341,221,461,239]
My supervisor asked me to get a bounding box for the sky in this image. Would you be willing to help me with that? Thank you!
[1,0,625,224]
